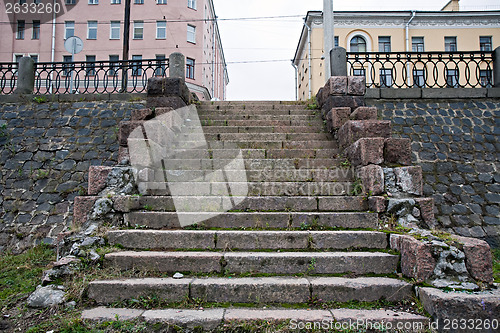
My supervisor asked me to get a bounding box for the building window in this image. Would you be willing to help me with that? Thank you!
[156,21,166,39]
[480,36,492,51]
[133,21,143,39]
[413,69,425,88]
[379,69,392,87]
[30,54,38,63]
[19,0,26,3]
[480,69,492,88]
[87,21,98,39]
[187,25,196,44]
[32,20,40,40]
[378,36,391,52]
[353,68,365,77]
[109,55,119,76]
[134,0,143,4]
[445,37,457,52]
[446,68,458,88]
[33,0,41,3]
[131,55,142,76]
[63,55,74,76]
[65,0,75,4]
[334,36,339,47]
[188,0,196,9]
[14,54,23,75]
[186,58,195,79]
[350,36,366,52]
[65,21,75,39]
[88,0,98,4]
[155,54,166,76]
[86,55,96,75]
[157,0,166,3]
[16,20,25,40]
[111,0,121,3]
[412,37,424,52]
[110,21,120,39]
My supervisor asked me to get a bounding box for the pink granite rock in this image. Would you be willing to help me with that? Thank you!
[384,138,412,166]
[347,138,385,166]
[390,234,436,283]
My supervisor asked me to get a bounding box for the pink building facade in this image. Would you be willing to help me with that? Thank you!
[0,0,228,100]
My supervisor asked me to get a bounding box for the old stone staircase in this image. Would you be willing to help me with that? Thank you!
[80,101,431,331]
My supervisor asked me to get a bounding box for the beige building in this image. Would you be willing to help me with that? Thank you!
[293,1,500,100]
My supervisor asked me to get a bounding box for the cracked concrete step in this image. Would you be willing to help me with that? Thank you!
[104,251,397,275]
[113,196,367,213]
[125,212,378,229]
[138,181,354,197]
[87,276,410,304]
[107,230,388,250]
[82,307,430,332]
[200,126,328,134]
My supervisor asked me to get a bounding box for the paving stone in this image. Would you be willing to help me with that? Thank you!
[143,309,224,330]
[82,307,144,321]
[215,231,309,250]
[309,231,387,249]
[108,230,216,250]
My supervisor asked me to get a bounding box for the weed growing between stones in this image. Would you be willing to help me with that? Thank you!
[493,249,500,283]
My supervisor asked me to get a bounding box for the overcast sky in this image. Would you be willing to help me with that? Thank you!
[213,0,500,101]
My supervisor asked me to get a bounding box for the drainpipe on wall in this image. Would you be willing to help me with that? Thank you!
[292,62,298,101]
[405,11,416,86]
[50,0,56,94]
[304,18,313,100]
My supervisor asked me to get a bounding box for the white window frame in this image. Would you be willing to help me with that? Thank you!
[110,21,120,39]
[65,21,75,40]
[156,21,166,39]
[188,0,196,9]
[412,37,425,52]
[88,0,98,4]
[133,21,143,39]
[16,20,25,40]
[111,0,120,3]
[379,68,393,87]
[186,58,195,79]
[87,21,98,40]
[187,24,196,44]
[32,20,40,40]
[444,37,457,52]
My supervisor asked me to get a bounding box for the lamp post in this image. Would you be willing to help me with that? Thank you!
[121,0,131,92]
[323,0,334,81]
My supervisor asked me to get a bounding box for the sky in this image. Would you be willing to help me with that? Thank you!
[213,0,500,101]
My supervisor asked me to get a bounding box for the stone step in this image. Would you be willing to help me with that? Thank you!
[107,230,388,250]
[197,109,316,116]
[224,119,324,127]
[137,168,352,183]
[114,196,366,213]
[82,307,430,332]
[87,276,409,305]
[200,133,332,141]
[172,140,338,150]
[137,181,355,197]
[158,158,347,170]
[125,212,378,230]
[198,114,319,121]
[200,126,328,134]
[155,148,340,160]
[103,252,398,275]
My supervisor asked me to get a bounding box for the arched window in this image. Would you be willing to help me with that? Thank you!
[350,36,367,52]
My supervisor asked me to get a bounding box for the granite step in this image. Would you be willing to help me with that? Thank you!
[82,307,430,332]
[200,126,328,134]
[158,158,348,170]
[172,140,337,150]
[198,114,319,121]
[197,109,317,116]
[125,212,378,230]
[160,148,339,160]
[87,276,410,304]
[107,230,388,250]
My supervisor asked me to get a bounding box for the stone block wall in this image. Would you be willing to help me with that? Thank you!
[0,99,145,252]
[368,99,499,247]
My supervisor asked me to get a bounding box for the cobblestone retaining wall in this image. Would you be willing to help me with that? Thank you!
[368,99,499,248]
[0,99,144,252]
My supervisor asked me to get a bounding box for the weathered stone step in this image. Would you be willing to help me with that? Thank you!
[126,212,378,230]
[82,307,429,332]
[200,126,328,134]
[198,114,319,121]
[223,119,324,127]
[107,230,388,250]
[87,276,409,304]
[197,109,316,116]
[173,140,337,150]
[200,133,332,141]
[138,181,354,197]
[114,196,366,213]
[158,158,347,170]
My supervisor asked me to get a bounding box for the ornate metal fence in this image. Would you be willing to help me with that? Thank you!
[0,58,169,95]
[347,51,493,89]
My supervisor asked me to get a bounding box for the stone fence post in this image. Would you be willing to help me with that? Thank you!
[14,56,35,94]
[330,47,348,77]
[169,52,185,80]
[493,46,500,88]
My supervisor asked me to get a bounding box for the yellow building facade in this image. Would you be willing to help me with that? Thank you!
[293,5,500,100]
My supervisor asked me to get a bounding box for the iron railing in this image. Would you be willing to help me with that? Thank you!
[0,58,169,95]
[347,51,493,88]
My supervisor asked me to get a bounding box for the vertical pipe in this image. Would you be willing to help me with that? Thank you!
[323,0,334,81]
[50,0,56,94]
[121,0,131,92]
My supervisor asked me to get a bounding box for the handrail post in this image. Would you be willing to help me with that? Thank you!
[14,57,35,94]
[493,46,500,88]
